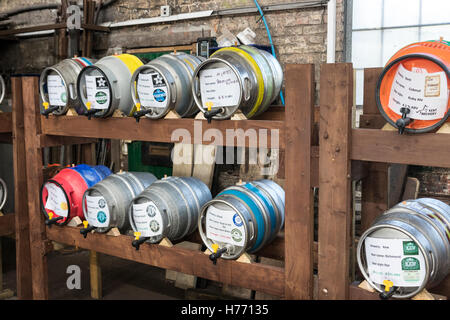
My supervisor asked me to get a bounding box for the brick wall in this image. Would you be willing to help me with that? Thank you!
[0,0,346,80]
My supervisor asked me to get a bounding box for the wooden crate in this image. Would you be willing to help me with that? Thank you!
[317,64,450,300]
[18,64,318,300]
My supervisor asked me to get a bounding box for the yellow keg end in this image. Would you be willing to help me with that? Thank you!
[383,280,394,292]
[86,101,92,110]
[43,102,49,110]
[212,243,219,254]
[134,231,141,240]
[48,211,53,220]
[83,220,89,229]
[136,103,141,112]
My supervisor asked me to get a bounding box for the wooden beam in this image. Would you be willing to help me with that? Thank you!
[41,116,285,148]
[39,135,98,148]
[22,76,48,300]
[318,63,353,300]
[81,23,110,33]
[284,64,315,299]
[0,214,14,236]
[0,113,12,133]
[351,129,450,167]
[0,23,66,37]
[46,226,286,297]
[11,76,33,300]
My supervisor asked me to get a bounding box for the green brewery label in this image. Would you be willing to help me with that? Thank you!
[231,228,243,243]
[95,91,108,105]
[403,241,419,255]
[401,257,420,271]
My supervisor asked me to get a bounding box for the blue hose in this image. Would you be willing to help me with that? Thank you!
[253,0,285,106]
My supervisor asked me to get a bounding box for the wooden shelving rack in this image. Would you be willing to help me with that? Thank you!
[0,83,32,299]
[0,112,14,237]
[19,64,318,300]
[317,65,450,300]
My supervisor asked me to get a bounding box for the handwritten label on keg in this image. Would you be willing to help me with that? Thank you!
[388,63,448,120]
[364,237,426,287]
[132,202,163,237]
[205,206,246,246]
[85,195,110,228]
[137,72,168,109]
[44,182,68,218]
[199,67,240,109]
[47,75,67,107]
[85,76,110,110]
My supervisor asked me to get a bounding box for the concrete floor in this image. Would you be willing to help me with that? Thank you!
[2,244,192,300]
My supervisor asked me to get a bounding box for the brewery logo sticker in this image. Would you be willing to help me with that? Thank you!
[85,75,110,110]
[44,182,69,218]
[199,67,241,109]
[137,72,168,109]
[388,63,448,120]
[364,236,426,287]
[133,202,163,237]
[85,195,110,228]
[403,241,419,255]
[206,206,246,246]
[47,75,67,107]
[233,213,243,227]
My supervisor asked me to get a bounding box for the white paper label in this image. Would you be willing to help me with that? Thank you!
[44,182,68,218]
[85,195,110,228]
[205,206,246,246]
[47,75,67,106]
[85,75,110,110]
[200,67,241,109]
[132,202,164,237]
[388,64,448,120]
[365,237,426,287]
[137,72,169,109]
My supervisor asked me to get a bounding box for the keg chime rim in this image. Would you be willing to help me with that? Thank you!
[376,52,450,133]
[357,223,432,299]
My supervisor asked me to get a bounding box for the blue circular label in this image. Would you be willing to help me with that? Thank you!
[153,89,166,102]
[233,214,243,227]
[97,211,107,223]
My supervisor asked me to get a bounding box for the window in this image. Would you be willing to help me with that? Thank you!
[351,0,450,106]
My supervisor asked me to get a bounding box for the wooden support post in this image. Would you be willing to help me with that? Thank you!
[89,251,102,299]
[11,76,33,299]
[22,76,48,300]
[284,64,315,299]
[318,63,353,300]
[359,68,389,233]
[81,141,102,299]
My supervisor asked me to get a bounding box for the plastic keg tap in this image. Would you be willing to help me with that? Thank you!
[379,280,397,300]
[209,243,228,265]
[84,102,99,120]
[80,220,96,238]
[396,107,412,135]
[203,103,223,123]
[131,232,150,251]
[41,102,60,119]
[133,103,153,123]
[44,211,64,227]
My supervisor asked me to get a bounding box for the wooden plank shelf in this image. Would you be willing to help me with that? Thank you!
[0,112,12,133]
[46,226,285,297]
[351,128,450,167]
[0,214,15,236]
[41,116,285,148]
